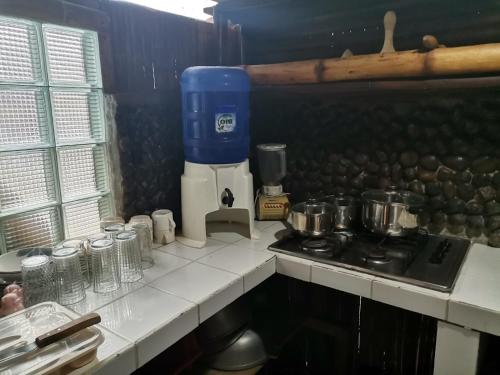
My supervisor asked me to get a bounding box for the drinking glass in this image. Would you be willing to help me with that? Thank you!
[100,216,125,232]
[53,247,86,305]
[21,255,56,307]
[90,238,121,293]
[128,215,153,241]
[103,223,125,240]
[60,238,91,289]
[131,223,154,269]
[115,231,143,283]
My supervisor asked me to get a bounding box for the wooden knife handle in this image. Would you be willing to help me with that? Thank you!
[35,313,101,348]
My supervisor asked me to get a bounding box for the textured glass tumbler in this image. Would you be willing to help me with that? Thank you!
[21,255,56,307]
[53,247,86,305]
[116,231,143,283]
[131,223,154,269]
[100,216,125,232]
[90,238,121,293]
[104,223,125,240]
[129,215,153,241]
[61,238,91,289]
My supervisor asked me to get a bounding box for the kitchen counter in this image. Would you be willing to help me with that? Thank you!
[66,221,278,374]
[61,221,500,374]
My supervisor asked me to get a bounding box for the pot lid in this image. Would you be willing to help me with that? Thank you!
[292,200,334,215]
[257,143,286,151]
[322,194,357,206]
[361,189,426,206]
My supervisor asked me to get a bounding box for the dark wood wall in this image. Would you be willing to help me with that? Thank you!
[215,0,500,64]
[0,0,224,96]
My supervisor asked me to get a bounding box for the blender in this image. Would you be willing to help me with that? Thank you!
[255,144,289,220]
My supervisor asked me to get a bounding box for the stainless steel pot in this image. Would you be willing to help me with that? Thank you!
[323,194,359,230]
[361,189,426,237]
[290,200,334,237]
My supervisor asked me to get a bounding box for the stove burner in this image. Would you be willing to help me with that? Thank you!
[300,237,342,257]
[269,229,470,292]
[302,239,328,249]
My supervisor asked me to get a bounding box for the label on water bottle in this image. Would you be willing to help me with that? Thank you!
[215,112,236,133]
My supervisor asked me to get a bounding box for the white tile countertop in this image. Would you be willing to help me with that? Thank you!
[268,231,500,332]
[63,224,281,374]
[448,243,500,336]
[57,222,500,374]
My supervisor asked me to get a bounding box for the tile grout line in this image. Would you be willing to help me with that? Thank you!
[67,283,149,315]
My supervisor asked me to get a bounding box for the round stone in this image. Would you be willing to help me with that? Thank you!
[448,213,467,226]
[488,229,500,248]
[442,181,456,199]
[442,155,469,171]
[429,195,446,211]
[391,163,402,180]
[471,156,499,174]
[403,167,417,181]
[447,224,465,235]
[379,163,391,177]
[425,182,442,196]
[420,155,440,171]
[445,198,466,214]
[466,215,485,229]
[409,180,425,195]
[429,222,445,234]
[465,201,484,215]
[492,172,500,188]
[486,216,500,231]
[354,153,369,166]
[437,167,454,182]
[366,162,379,174]
[472,174,491,188]
[478,186,497,202]
[418,211,431,226]
[457,184,475,201]
[466,226,482,238]
[485,201,500,216]
[417,169,436,183]
[400,151,419,168]
[453,171,472,184]
[432,211,447,224]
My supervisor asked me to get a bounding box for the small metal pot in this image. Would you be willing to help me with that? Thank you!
[323,194,359,230]
[361,189,426,237]
[290,200,334,237]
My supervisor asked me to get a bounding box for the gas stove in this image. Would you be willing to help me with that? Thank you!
[269,230,470,292]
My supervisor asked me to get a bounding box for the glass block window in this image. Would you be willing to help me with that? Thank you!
[0,87,51,149]
[0,149,57,212]
[62,196,112,238]
[0,17,44,85]
[1,207,62,250]
[0,17,112,253]
[50,88,104,144]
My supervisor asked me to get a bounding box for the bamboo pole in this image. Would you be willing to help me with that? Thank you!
[243,43,500,85]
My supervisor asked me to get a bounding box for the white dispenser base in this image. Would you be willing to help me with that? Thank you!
[179,160,259,248]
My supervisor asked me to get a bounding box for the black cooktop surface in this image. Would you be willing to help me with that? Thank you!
[269,230,470,292]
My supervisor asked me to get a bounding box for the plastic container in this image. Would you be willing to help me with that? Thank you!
[181,66,250,164]
[257,144,287,186]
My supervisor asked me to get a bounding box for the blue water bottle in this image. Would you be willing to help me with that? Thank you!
[181,66,250,164]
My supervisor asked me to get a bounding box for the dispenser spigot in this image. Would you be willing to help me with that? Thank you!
[222,188,234,207]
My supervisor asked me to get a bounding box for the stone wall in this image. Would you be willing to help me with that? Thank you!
[114,91,500,246]
[250,92,500,246]
[115,95,184,224]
